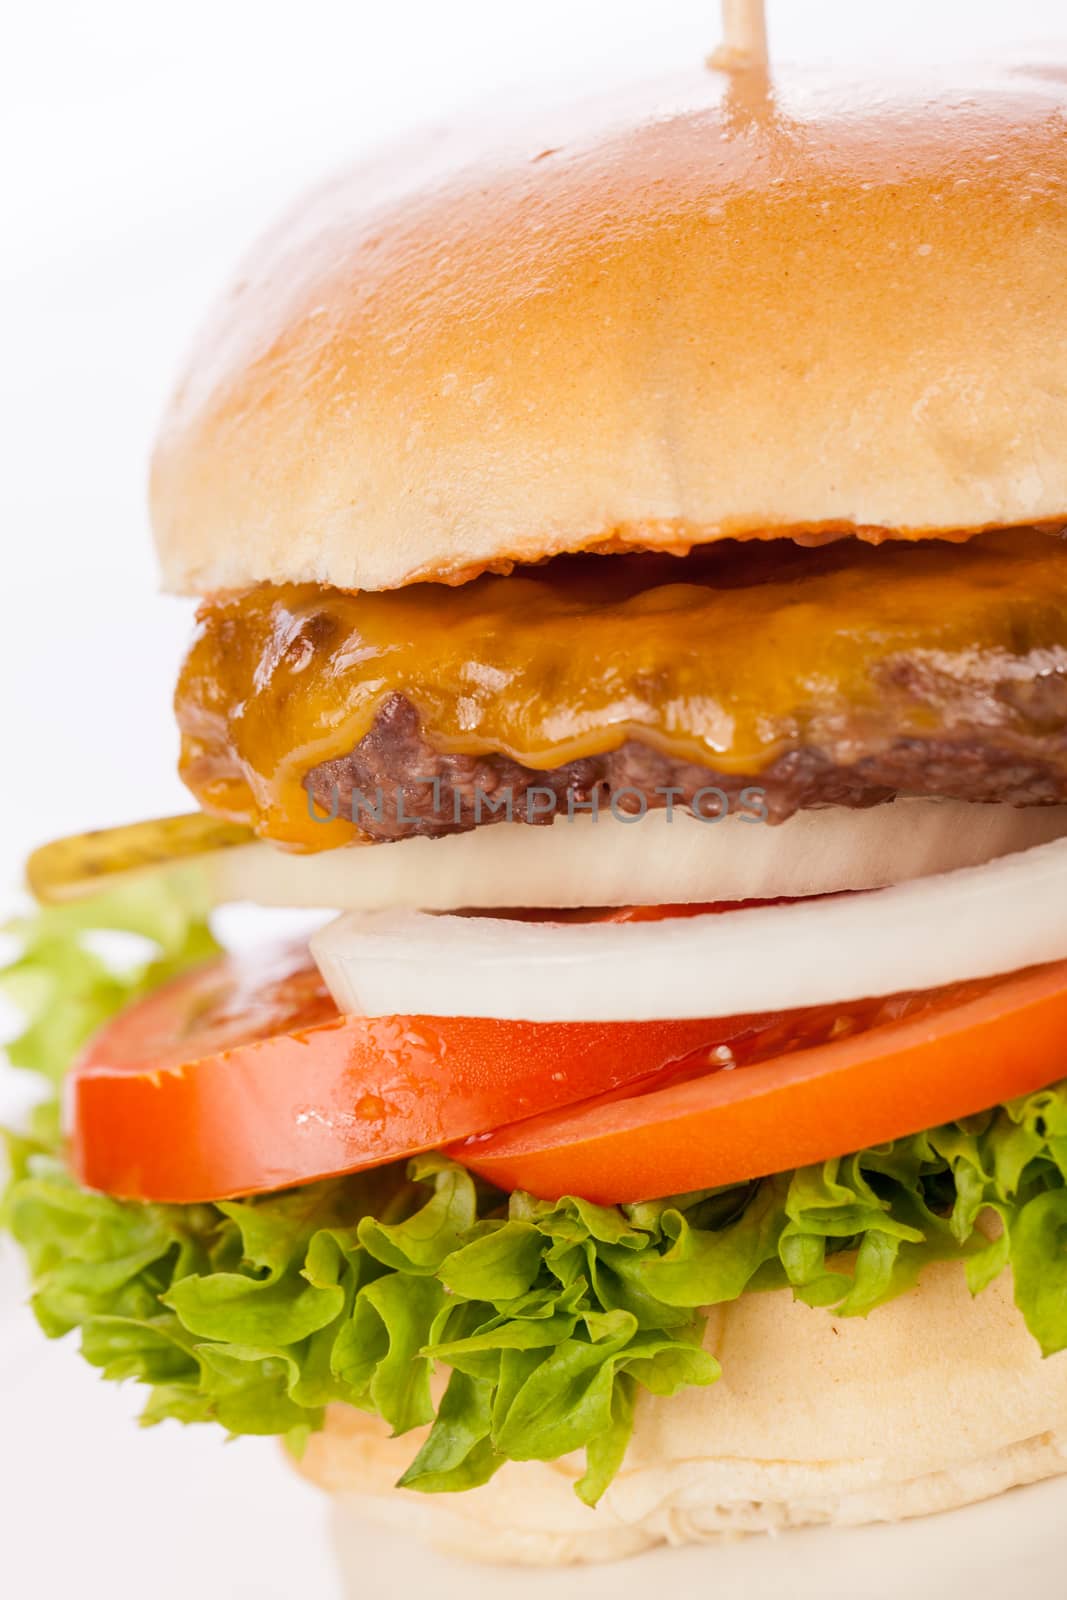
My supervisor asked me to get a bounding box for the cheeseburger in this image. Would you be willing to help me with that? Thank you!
[7,44,1067,1570]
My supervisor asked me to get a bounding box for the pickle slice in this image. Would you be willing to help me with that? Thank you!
[26,815,255,904]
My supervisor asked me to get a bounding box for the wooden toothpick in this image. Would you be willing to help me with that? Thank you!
[709,0,769,72]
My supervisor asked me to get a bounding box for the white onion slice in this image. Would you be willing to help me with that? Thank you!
[310,836,1067,1021]
[210,800,1067,912]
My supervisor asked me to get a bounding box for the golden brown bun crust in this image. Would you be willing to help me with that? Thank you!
[294,1263,1067,1566]
[153,63,1067,594]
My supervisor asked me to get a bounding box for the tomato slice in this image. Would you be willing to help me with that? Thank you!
[471,899,793,925]
[70,945,761,1203]
[449,961,1067,1204]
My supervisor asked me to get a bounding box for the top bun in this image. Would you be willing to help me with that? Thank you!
[152,61,1067,596]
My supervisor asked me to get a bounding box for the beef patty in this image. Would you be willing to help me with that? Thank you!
[305,686,1067,842]
[176,529,1067,848]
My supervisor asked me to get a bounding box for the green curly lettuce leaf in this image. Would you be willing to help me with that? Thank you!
[4,877,1067,1503]
[1,869,219,1141]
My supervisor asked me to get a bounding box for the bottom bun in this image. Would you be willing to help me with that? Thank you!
[294,1262,1067,1566]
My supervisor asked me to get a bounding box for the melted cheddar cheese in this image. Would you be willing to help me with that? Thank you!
[176,531,1067,850]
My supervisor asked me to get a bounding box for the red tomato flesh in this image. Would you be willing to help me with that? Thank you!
[70,943,762,1202]
[449,960,1067,1203]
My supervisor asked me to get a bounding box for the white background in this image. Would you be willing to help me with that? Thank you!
[2,3,1067,1596]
